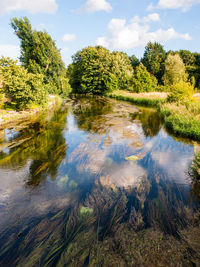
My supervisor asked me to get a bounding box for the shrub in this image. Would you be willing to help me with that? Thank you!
[129,63,158,93]
[167,82,194,103]
[0,57,47,109]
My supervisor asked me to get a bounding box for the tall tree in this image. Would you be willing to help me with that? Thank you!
[141,42,166,83]
[11,17,69,96]
[163,53,188,86]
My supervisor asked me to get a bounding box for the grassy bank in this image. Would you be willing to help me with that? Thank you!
[108,90,167,107]
[108,90,200,141]
[159,102,200,140]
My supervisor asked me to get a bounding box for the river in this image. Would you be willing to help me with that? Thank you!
[0,96,199,266]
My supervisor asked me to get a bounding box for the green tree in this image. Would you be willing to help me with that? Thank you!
[130,63,158,93]
[0,57,47,109]
[163,53,188,86]
[141,42,166,83]
[111,51,133,90]
[129,55,140,69]
[178,50,195,66]
[11,17,69,96]
[69,46,118,95]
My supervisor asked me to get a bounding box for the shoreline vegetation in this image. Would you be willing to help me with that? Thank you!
[108,90,200,141]
[0,17,200,143]
[0,95,63,130]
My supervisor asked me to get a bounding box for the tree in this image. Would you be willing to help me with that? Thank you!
[11,17,69,96]
[111,51,133,90]
[69,46,118,95]
[130,63,158,93]
[178,50,195,66]
[129,55,140,69]
[163,53,188,86]
[0,57,47,109]
[141,42,166,83]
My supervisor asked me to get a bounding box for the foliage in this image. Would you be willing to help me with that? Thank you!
[130,63,158,93]
[167,82,194,103]
[163,53,188,86]
[179,50,196,66]
[141,42,166,83]
[69,46,118,95]
[0,57,47,109]
[177,50,200,89]
[111,51,133,90]
[11,17,69,96]
[0,74,4,108]
[129,54,140,69]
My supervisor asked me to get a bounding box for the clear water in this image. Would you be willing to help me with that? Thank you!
[0,96,199,266]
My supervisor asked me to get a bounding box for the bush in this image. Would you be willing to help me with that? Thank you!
[129,63,158,93]
[167,82,194,103]
[0,57,47,109]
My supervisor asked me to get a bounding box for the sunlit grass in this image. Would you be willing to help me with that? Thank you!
[108,90,200,141]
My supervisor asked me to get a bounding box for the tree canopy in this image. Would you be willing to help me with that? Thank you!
[141,42,166,83]
[163,53,188,86]
[130,63,158,93]
[11,17,69,96]
[69,46,118,94]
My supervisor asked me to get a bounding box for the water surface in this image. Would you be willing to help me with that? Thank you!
[0,97,200,266]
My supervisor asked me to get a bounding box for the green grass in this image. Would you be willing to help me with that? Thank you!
[108,90,166,107]
[108,90,200,141]
[159,102,200,140]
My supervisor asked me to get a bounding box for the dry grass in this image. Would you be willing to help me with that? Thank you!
[111,90,168,99]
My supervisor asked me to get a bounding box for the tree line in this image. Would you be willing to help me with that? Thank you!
[0,17,200,109]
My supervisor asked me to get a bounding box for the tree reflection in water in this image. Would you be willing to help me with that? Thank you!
[0,107,68,186]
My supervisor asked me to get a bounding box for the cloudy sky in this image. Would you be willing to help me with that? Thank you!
[0,0,199,65]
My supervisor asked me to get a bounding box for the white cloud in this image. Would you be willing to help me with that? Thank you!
[0,45,20,60]
[79,0,112,13]
[148,0,200,11]
[62,34,76,42]
[96,14,191,50]
[0,0,58,16]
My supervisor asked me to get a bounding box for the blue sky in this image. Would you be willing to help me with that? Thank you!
[0,0,200,66]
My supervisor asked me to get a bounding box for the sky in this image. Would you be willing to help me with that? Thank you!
[0,0,200,66]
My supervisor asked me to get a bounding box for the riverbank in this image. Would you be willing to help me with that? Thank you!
[108,90,200,141]
[0,95,63,130]
[108,90,167,106]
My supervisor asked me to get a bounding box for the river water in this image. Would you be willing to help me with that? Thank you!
[0,96,199,266]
